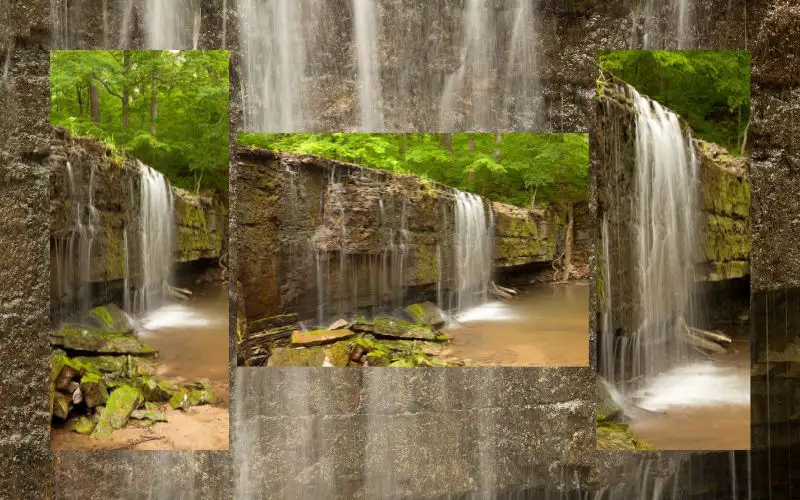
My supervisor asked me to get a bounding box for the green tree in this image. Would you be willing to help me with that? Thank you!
[238,132,589,208]
[51,50,230,194]
[598,50,750,154]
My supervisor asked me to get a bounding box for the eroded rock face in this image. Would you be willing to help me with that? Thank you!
[48,130,227,317]
[234,148,572,329]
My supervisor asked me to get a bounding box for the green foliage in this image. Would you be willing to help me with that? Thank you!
[598,50,750,154]
[239,132,589,206]
[51,50,229,194]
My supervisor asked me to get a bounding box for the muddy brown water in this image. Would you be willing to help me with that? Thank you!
[629,339,751,450]
[51,287,229,450]
[441,282,589,366]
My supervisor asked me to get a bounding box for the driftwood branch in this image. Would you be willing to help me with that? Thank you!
[107,435,163,451]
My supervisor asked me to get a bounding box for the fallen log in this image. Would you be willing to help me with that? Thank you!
[492,282,518,296]
[167,284,191,301]
[686,325,732,346]
[682,328,727,354]
[490,282,514,300]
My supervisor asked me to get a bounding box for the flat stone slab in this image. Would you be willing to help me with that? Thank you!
[353,316,438,340]
[50,324,156,355]
[267,342,353,367]
[291,329,355,346]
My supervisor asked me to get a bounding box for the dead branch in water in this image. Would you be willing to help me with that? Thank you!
[107,435,163,451]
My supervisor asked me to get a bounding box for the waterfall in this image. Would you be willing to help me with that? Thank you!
[631,85,698,380]
[237,0,309,132]
[353,0,384,131]
[503,0,540,129]
[135,160,175,315]
[453,191,493,313]
[602,85,699,387]
[439,0,494,130]
[145,0,199,49]
[676,0,692,49]
[118,0,136,48]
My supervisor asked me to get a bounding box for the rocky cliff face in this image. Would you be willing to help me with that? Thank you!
[48,129,226,316]
[749,2,800,497]
[234,148,572,329]
[0,1,52,496]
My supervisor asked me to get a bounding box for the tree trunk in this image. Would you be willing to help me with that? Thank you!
[467,135,475,183]
[562,202,574,281]
[122,52,130,128]
[88,77,100,122]
[75,83,84,115]
[493,130,501,162]
[443,133,452,153]
[149,77,158,135]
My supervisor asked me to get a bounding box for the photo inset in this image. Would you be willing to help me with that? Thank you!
[49,50,230,450]
[235,133,589,367]
[594,51,751,450]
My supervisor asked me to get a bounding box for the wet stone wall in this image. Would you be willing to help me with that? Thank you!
[749,2,800,498]
[49,129,227,317]
[233,148,566,330]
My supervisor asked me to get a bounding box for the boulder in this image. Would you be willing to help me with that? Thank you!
[55,364,81,391]
[79,373,109,408]
[290,328,355,346]
[51,324,157,355]
[140,378,176,402]
[267,342,353,367]
[353,316,438,340]
[88,303,133,333]
[92,385,143,438]
[71,416,96,435]
[168,387,217,410]
[404,302,447,328]
[52,392,72,420]
[328,319,350,330]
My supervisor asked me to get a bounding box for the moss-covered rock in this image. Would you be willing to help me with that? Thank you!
[353,316,438,340]
[139,378,177,402]
[404,302,446,328]
[88,303,133,333]
[596,420,654,450]
[51,324,157,355]
[52,392,72,420]
[290,328,355,346]
[71,416,96,435]
[92,385,143,438]
[168,387,216,410]
[80,373,109,408]
[130,409,167,422]
[267,342,354,367]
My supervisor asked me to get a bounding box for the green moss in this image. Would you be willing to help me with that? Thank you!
[596,419,654,450]
[92,385,143,438]
[72,416,96,435]
[168,387,216,410]
[411,246,439,284]
[103,226,126,279]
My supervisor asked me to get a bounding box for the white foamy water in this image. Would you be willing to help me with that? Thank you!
[633,361,750,412]
[455,301,519,323]
[139,304,220,331]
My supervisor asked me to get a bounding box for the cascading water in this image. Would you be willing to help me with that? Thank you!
[237,0,309,132]
[353,0,384,131]
[630,86,698,382]
[502,0,541,129]
[145,0,201,49]
[453,191,494,313]
[439,0,494,130]
[601,84,699,388]
[135,160,175,315]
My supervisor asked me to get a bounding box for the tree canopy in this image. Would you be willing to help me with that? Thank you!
[239,133,588,207]
[51,50,229,194]
[598,50,750,155]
